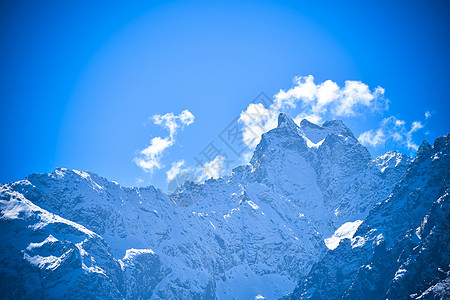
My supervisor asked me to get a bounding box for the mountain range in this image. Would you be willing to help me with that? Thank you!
[1,113,448,299]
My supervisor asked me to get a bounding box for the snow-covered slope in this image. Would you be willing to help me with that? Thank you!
[285,133,450,299]
[0,183,152,299]
[0,113,415,299]
[252,113,410,236]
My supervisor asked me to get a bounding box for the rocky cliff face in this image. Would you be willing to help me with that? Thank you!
[0,113,430,299]
[285,134,450,300]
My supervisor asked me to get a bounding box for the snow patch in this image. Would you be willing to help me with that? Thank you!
[393,268,407,281]
[123,248,156,261]
[351,236,366,248]
[247,200,259,210]
[324,220,363,250]
[303,136,325,149]
[26,235,58,251]
[73,170,91,179]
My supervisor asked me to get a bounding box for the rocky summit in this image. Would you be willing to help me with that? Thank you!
[0,113,448,299]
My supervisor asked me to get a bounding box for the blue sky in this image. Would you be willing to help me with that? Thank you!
[1,0,449,191]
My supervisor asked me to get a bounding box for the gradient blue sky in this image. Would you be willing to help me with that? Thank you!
[1,0,449,190]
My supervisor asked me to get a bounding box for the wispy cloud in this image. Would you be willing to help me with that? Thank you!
[358,128,386,147]
[165,155,227,190]
[358,115,428,151]
[153,110,195,138]
[239,103,277,148]
[166,160,188,182]
[198,155,226,181]
[239,75,387,148]
[407,121,424,151]
[134,110,195,173]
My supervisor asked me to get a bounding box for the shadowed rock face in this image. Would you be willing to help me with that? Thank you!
[285,134,450,300]
[0,113,423,299]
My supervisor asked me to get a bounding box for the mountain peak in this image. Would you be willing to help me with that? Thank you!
[322,119,356,139]
[277,112,298,128]
[299,118,322,129]
[322,119,349,132]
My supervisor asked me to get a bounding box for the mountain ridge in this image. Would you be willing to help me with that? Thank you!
[284,133,450,299]
[1,113,446,299]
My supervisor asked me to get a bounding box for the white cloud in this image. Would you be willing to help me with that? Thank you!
[198,155,226,180]
[166,160,188,182]
[358,129,386,147]
[135,110,195,173]
[395,119,405,127]
[273,75,386,118]
[274,75,318,110]
[240,151,254,165]
[239,75,387,148]
[406,121,424,151]
[239,103,277,149]
[358,116,427,151]
[425,111,431,119]
[411,121,423,132]
[165,155,229,185]
[135,137,173,172]
[335,82,384,116]
[153,109,195,138]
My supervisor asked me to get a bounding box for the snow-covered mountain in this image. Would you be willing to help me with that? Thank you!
[1,113,444,299]
[284,133,450,299]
